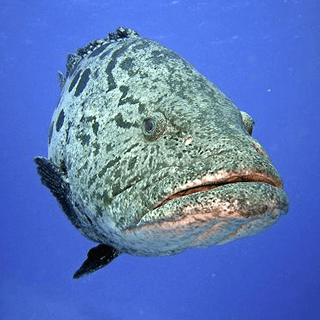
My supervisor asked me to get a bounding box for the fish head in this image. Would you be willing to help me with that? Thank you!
[48,31,289,255]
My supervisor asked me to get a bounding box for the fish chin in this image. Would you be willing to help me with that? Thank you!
[124,182,288,255]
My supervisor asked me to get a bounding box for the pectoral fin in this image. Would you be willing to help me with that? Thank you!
[34,156,82,229]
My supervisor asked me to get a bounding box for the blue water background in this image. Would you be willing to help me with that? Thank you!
[1,0,319,319]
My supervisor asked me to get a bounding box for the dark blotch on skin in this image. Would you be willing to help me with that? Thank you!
[105,41,137,93]
[75,68,91,97]
[118,85,141,106]
[92,122,99,135]
[98,156,121,178]
[65,122,72,144]
[84,116,99,135]
[119,85,129,98]
[84,213,93,225]
[118,85,140,106]
[77,133,90,146]
[48,122,54,144]
[115,112,136,129]
[89,43,109,58]
[103,189,112,207]
[95,205,103,218]
[56,109,65,132]
[60,160,68,175]
[105,143,113,152]
[93,69,99,79]
[119,57,138,77]
[124,142,139,154]
[131,41,150,53]
[138,104,146,114]
[128,156,137,171]
[68,70,81,92]
[105,58,117,92]
[153,49,179,64]
[99,47,114,60]
[93,142,100,156]
[106,157,121,170]
[120,57,134,71]
[88,174,97,187]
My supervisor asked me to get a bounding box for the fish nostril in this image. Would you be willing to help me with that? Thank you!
[184,136,193,146]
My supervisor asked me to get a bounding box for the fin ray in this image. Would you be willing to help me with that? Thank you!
[34,156,82,229]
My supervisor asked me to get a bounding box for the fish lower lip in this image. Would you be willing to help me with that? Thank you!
[153,171,282,210]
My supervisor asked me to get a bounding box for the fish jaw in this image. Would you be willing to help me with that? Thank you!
[120,173,288,256]
[152,170,283,210]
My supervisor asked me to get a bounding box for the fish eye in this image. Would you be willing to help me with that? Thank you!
[144,119,155,133]
[142,112,167,141]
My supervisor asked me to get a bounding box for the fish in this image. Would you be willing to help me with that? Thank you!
[35,27,289,279]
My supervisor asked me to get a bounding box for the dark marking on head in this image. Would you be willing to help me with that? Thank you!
[118,85,140,106]
[148,156,153,168]
[77,133,90,146]
[98,156,121,178]
[128,156,137,171]
[48,122,54,144]
[138,103,146,114]
[106,157,121,170]
[75,68,91,97]
[115,112,138,129]
[65,122,72,144]
[93,142,100,156]
[131,40,150,53]
[83,213,93,225]
[99,47,114,60]
[124,142,139,154]
[89,43,109,58]
[105,41,139,93]
[83,116,99,136]
[92,121,99,135]
[93,69,99,79]
[119,85,129,99]
[151,49,180,65]
[111,183,122,197]
[119,57,138,77]
[120,96,141,106]
[120,57,134,71]
[68,70,81,92]
[103,189,112,207]
[95,205,103,218]
[56,109,65,132]
[88,174,97,187]
[60,160,68,175]
[105,143,113,152]
[105,59,117,93]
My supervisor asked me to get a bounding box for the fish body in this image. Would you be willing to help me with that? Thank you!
[35,28,289,278]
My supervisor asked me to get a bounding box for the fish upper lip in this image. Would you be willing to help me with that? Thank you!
[153,170,283,210]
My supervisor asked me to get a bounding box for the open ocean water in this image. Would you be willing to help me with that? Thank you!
[0,0,319,319]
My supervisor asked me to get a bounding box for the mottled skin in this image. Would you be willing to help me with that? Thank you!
[36,28,288,275]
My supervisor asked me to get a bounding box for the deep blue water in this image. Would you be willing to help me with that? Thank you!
[1,0,319,319]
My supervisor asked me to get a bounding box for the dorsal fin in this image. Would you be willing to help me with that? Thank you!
[65,27,140,79]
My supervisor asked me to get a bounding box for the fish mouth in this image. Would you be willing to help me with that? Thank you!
[153,170,283,210]
[123,170,288,254]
